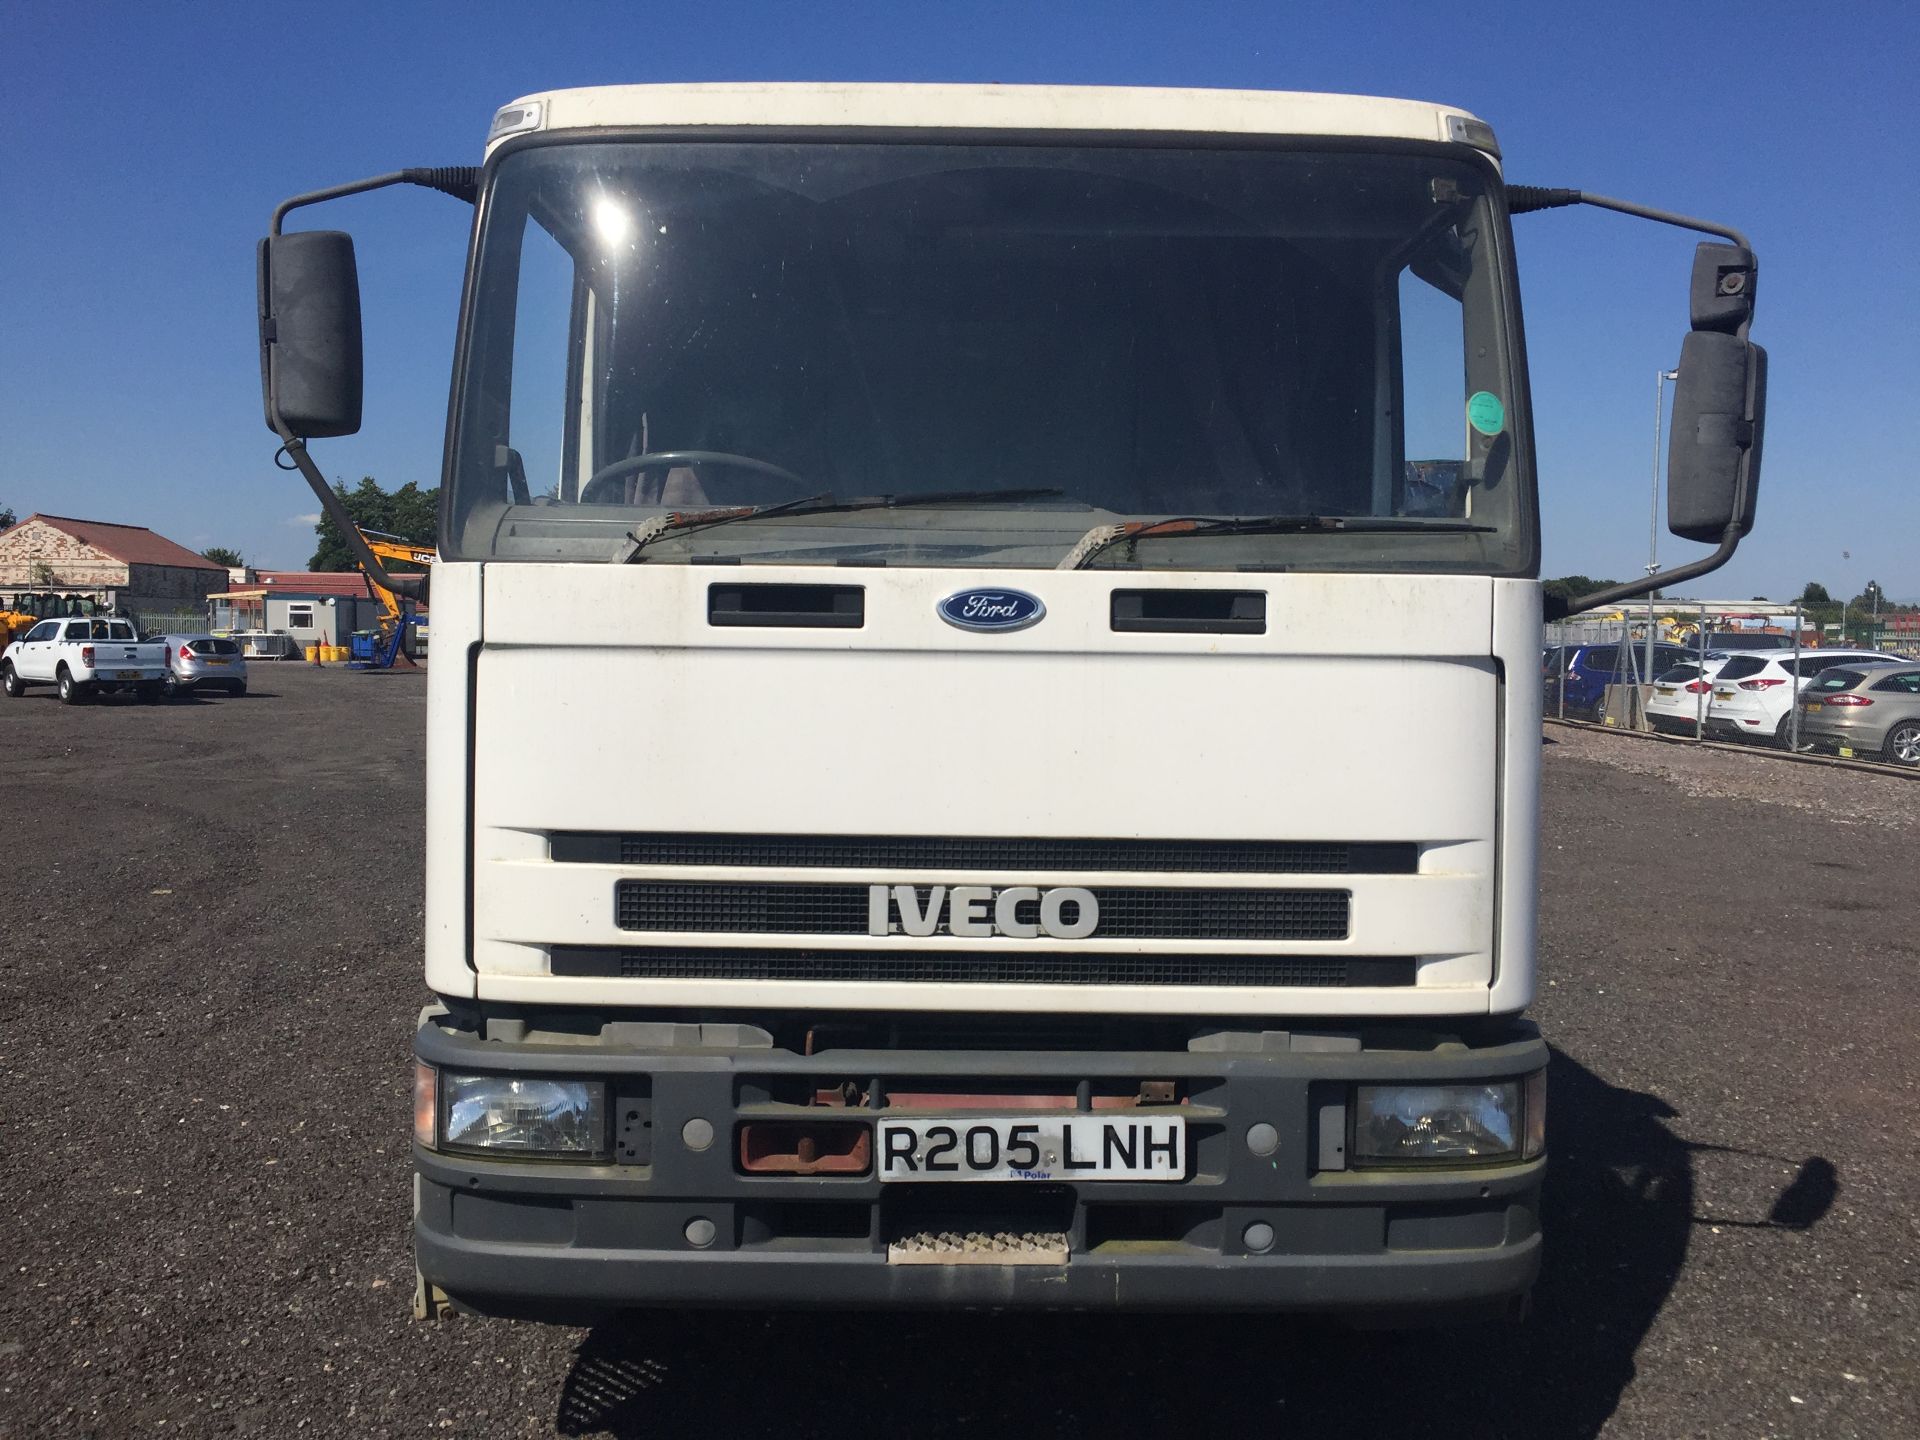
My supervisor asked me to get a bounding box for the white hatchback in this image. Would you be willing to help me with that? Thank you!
[1704,649,1902,748]
[1645,654,1736,736]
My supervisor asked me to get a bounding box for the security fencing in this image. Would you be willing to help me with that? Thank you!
[1545,602,1920,770]
[133,611,207,641]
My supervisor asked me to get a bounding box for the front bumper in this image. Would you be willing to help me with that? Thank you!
[414,1011,1546,1321]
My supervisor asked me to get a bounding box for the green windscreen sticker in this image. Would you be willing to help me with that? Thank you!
[1467,391,1506,436]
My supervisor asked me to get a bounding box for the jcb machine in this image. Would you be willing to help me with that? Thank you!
[352,528,432,669]
[0,609,37,651]
[256,85,1764,1323]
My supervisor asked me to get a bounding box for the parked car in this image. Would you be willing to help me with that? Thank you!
[1545,642,1693,719]
[1645,654,1736,736]
[1798,663,1920,765]
[161,634,248,698]
[0,616,169,704]
[1704,649,1902,748]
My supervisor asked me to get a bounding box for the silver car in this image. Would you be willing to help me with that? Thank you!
[161,634,249,698]
[1797,661,1920,765]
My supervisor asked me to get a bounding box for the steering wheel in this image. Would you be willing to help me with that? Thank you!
[578,451,812,506]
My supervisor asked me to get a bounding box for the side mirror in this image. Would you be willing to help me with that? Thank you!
[1668,244,1766,544]
[258,231,363,438]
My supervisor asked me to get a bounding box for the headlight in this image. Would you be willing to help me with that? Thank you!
[439,1072,607,1157]
[1353,1080,1533,1165]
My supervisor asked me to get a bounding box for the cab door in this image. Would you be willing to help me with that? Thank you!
[14,620,61,681]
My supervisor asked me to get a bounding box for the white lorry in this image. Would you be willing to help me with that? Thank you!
[1,616,169,704]
[256,84,1765,1323]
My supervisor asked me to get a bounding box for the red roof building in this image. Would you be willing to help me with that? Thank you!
[251,570,377,599]
[0,513,228,619]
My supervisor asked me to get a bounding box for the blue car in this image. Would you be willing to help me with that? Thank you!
[1545,642,1693,719]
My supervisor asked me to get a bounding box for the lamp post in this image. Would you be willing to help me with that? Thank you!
[1840,549,1851,645]
[1645,366,1679,689]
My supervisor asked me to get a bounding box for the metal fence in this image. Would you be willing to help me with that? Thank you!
[1546,603,1920,768]
[132,611,206,640]
[1543,615,1691,728]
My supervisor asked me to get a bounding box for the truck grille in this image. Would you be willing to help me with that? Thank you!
[555,832,1416,875]
[614,882,1349,941]
[551,946,1411,987]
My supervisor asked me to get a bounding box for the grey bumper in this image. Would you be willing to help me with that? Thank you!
[414,1014,1546,1321]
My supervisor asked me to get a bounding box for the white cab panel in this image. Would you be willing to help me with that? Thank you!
[423,562,481,997]
[436,566,1523,1017]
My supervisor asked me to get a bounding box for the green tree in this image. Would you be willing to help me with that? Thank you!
[309,477,438,570]
[1542,575,1622,603]
[0,503,15,530]
[1799,581,1831,605]
[201,546,245,568]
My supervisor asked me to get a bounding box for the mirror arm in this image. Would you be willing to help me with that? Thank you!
[1516,187,1764,622]
[264,166,472,597]
[272,425,426,601]
[272,167,478,235]
[1548,521,1744,621]
[1509,188,1754,338]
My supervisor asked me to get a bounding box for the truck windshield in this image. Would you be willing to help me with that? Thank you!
[449,140,1530,572]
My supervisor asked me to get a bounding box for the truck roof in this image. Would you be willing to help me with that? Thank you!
[490,83,1491,154]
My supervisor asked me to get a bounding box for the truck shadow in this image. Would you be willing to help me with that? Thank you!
[555,1051,1828,1439]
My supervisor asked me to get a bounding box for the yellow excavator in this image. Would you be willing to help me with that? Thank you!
[353,529,433,668]
[0,593,59,649]
[0,609,37,650]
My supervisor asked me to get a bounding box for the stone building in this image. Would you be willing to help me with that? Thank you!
[0,513,228,624]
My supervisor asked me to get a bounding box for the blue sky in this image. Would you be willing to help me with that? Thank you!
[3,0,1914,600]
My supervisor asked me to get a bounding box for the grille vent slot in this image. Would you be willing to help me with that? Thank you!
[614,882,1349,941]
[1111,589,1266,634]
[708,583,863,628]
[552,946,1409,988]
[554,832,1416,875]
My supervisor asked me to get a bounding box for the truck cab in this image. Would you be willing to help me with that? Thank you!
[255,83,1765,1325]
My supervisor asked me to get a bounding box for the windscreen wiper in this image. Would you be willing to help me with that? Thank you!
[622,488,1065,562]
[1060,515,1495,569]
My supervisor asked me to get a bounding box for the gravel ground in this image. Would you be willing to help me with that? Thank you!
[2,670,1915,1438]
[1546,721,1919,831]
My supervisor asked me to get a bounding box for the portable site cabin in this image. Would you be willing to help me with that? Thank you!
[207,571,387,652]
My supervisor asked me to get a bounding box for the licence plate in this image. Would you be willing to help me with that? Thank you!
[877,1115,1185,1182]
[1713,689,1734,699]
[115,670,142,680]
[203,658,229,666]
[1655,687,1676,697]
[1804,704,1823,715]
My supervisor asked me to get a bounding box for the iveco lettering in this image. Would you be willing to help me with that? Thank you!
[255,83,1766,1324]
[868,885,1099,939]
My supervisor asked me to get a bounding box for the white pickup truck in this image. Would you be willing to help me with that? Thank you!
[1,616,170,704]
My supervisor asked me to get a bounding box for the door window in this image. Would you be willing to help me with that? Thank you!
[1397,266,1468,518]
[506,216,578,504]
